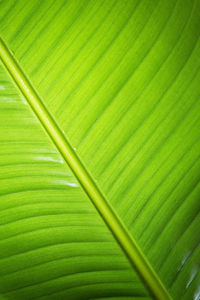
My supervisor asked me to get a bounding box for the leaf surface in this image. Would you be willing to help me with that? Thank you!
[0,0,200,299]
[0,57,152,300]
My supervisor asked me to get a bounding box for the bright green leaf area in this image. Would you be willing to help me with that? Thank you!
[0,0,200,299]
[0,62,151,299]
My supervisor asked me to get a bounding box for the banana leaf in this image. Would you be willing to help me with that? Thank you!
[0,0,200,299]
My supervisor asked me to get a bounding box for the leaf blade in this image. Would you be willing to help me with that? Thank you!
[0,53,149,300]
[0,0,200,299]
[0,36,170,300]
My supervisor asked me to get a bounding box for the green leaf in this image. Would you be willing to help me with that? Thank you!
[0,1,199,299]
[0,50,151,300]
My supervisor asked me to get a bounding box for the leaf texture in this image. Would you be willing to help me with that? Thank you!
[0,61,151,299]
[0,0,200,299]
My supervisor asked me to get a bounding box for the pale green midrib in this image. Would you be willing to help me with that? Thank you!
[0,37,172,300]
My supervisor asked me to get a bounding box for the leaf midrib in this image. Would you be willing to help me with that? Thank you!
[0,37,171,300]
